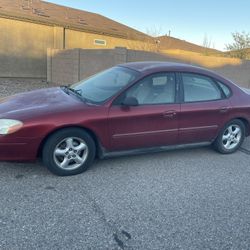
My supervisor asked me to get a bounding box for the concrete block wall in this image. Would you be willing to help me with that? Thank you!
[48,47,127,85]
[79,49,117,80]
[48,47,250,88]
[48,49,80,85]
[212,61,250,88]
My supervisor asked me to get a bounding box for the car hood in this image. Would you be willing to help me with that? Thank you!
[0,87,82,120]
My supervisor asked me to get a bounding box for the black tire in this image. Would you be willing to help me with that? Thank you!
[42,128,96,176]
[213,119,245,154]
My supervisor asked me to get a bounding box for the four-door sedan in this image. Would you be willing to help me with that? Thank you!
[0,62,249,176]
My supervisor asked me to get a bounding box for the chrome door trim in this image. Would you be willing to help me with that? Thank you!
[179,125,218,131]
[112,128,178,139]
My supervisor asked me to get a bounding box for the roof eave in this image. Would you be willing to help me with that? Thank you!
[0,10,146,41]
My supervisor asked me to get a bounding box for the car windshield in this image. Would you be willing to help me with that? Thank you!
[71,66,139,104]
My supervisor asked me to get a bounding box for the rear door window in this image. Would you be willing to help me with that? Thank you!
[182,73,222,102]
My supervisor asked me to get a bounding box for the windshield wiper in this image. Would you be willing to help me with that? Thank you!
[61,86,84,100]
[65,86,82,96]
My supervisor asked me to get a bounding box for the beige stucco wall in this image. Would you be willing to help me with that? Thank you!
[0,16,156,78]
[0,17,55,78]
[65,29,155,51]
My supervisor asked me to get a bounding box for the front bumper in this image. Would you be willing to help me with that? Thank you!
[0,136,42,161]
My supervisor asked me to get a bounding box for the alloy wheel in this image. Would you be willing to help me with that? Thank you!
[53,137,89,170]
[222,124,242,150]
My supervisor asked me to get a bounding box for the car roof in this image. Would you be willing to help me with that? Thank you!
[118,61,241,89]
[119,61,215,75]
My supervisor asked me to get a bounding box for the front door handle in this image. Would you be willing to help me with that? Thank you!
[219,107,229,113]
[163,111,177,118]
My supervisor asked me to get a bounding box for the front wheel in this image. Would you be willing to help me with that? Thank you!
[42,128,96,176]
[213,119,245,154]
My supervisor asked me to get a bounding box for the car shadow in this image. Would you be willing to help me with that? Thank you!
[0,145,238,177]
[90,145,216,170]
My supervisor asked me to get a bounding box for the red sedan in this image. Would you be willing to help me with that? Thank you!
[0,62,249,176]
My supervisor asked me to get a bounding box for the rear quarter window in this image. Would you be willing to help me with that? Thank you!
[217,81,231,97]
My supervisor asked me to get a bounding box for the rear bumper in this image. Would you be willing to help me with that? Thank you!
[0,136,41,161]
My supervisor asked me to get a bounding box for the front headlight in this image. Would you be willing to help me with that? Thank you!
[0,119,23,135]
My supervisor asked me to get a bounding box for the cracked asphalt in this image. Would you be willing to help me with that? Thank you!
[1,80,250,249]
[1,139,250,250]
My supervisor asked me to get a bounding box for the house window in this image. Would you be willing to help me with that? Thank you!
[94,39,107,46]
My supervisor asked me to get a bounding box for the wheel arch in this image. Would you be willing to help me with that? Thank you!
[37,125,103,159]
[234,117,250,136]
[213,117,249,142]
[213,117,248,154]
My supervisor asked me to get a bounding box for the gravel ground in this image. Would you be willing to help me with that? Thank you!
[0,78,51,97]
[0,79,250,249]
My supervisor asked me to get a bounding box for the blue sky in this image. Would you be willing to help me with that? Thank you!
[47,0,250,51]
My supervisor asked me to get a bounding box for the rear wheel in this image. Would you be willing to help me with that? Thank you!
[42,128,96,176]
[213,119,245,154]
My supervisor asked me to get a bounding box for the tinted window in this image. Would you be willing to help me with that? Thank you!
[217,81,231,97]
[71,66,139,103]
[182,73,222,102]
[125,73,176,105]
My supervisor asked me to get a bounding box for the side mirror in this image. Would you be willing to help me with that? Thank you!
[122,96,139,106]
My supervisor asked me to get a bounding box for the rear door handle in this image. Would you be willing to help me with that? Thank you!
[219,107,229,113]
[163,111,177,118]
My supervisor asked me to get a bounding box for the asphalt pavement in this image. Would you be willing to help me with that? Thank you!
[1,80,250,249]
[0,138,250,250]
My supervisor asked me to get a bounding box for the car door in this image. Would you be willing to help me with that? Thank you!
[179,72,231,144]
[108,72,180,151]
